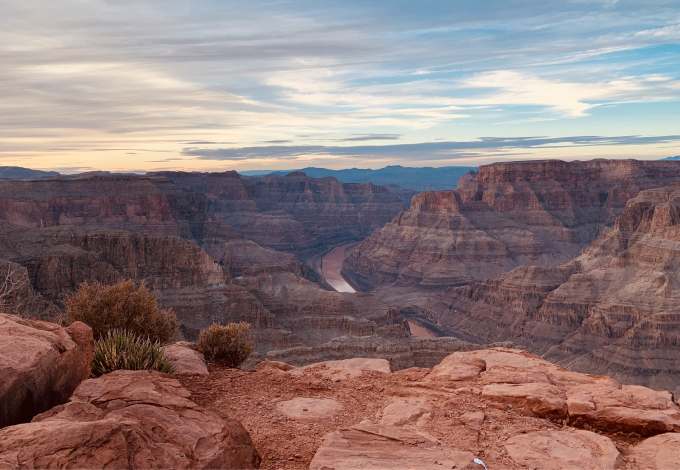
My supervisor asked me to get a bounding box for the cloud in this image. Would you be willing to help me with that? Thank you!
[182,134,680,161]
[1,0,680,171]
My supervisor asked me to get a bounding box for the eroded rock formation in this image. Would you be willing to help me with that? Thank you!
[184,347,680,469]
[437,184,680,394]
[0,370,260,469]
[345,159,680,288]
[0,313,93,428]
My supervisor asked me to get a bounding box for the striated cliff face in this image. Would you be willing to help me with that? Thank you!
[345,159,680,289]
[437,184,680,394]
[0,171,404,258]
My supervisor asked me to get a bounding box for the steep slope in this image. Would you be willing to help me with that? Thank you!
[345,159,680,289]
[437,184,680,394]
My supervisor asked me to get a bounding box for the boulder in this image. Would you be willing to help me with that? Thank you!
[482,383,568,419]
[625,433,680,469]
[427,352,486,383]
[164,342,209,375]
[0,313,93,428]
[379,400,431,427]
[310,421,477,470]
[0,370,260,469]
[504,429,622,470]
[567,383,680,435]
[275,397,344,423]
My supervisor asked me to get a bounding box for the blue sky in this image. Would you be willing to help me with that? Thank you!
[1,0,680,172]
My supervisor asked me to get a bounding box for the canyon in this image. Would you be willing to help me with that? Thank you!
[345,159,680,289]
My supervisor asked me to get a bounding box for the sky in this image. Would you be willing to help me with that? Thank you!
[2,0,680,173]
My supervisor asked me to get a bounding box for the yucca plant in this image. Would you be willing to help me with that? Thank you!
[91,330,175,377]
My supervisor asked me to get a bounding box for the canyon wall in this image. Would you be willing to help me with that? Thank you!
[344,159,680,289]
[436,184,680,394]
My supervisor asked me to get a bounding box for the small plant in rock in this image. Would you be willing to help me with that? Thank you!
[65,279,179,343]
[91,330,175,377]
[198,322,254,368]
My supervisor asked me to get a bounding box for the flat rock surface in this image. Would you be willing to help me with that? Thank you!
[182,348,680,469]
[290,357,391,381]
[624,433,680,470]
[276,397,344,422]
[310,422,476,470]
[505,429,622,470]
[0,313,93,428]
[0,370,260,469]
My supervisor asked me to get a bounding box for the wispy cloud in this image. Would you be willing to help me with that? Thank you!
[0,0,679,171]
[182,134,680,161]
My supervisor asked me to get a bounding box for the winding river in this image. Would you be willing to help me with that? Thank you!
[320,243,436,338]
[320,243,357,293]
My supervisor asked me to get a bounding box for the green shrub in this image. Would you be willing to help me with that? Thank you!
[198,322,254,367]
[65,279,179,343]
[91,330,175,377]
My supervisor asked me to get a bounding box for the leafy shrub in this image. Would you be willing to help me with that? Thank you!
[65,279,179,343]
[198,322,254,367]
[91,330,175,377]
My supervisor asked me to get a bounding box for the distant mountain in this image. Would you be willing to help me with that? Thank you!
[0,166,59,179]
[661,156,680,161]
[239,165,477,191]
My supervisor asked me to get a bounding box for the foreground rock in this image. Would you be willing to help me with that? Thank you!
[164,342,209,375]
[0,370,260,469]
[504,429,622,470]
[310,421,477,470]
[625,433,680,469]
[184,347,680,469]
[0,313,93,428]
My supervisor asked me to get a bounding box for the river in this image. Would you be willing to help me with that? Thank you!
[320,243,436,338]
[320,242,357,293]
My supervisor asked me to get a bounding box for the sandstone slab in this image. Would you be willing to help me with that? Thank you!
[482,383,568,419]
[0,313,93,428]
[0,370,260,469]
[164,342,209,375]
[427,351,486,383]
[504,429,621,470]
[310,421,476,470]
[379,400,431,427]
[567,383,680,436]
[624,433,680,470]
[275,397,344,423]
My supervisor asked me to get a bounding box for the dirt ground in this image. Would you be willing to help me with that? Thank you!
[180,364,642,470]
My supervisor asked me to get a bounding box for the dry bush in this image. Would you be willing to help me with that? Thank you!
[65,279,179,343]
[198,322,254,367]
[91,330,175,377]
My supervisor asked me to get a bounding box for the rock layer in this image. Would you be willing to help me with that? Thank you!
[345,159,680,288]
[438,185,680,393]
[0,313,93,428]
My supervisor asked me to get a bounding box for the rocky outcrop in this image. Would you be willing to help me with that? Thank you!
[186,347,680,469]
[310,421,477,470]
[0,370,260,469]
[0,313,93,428]
[437,184,680,394]
[504,429,622,470]
[0,170,404,259]
[164,342,209,375]
[345,159,680,289]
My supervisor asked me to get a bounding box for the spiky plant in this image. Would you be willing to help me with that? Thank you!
[91,330,175,377]
[198,322,254,368]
